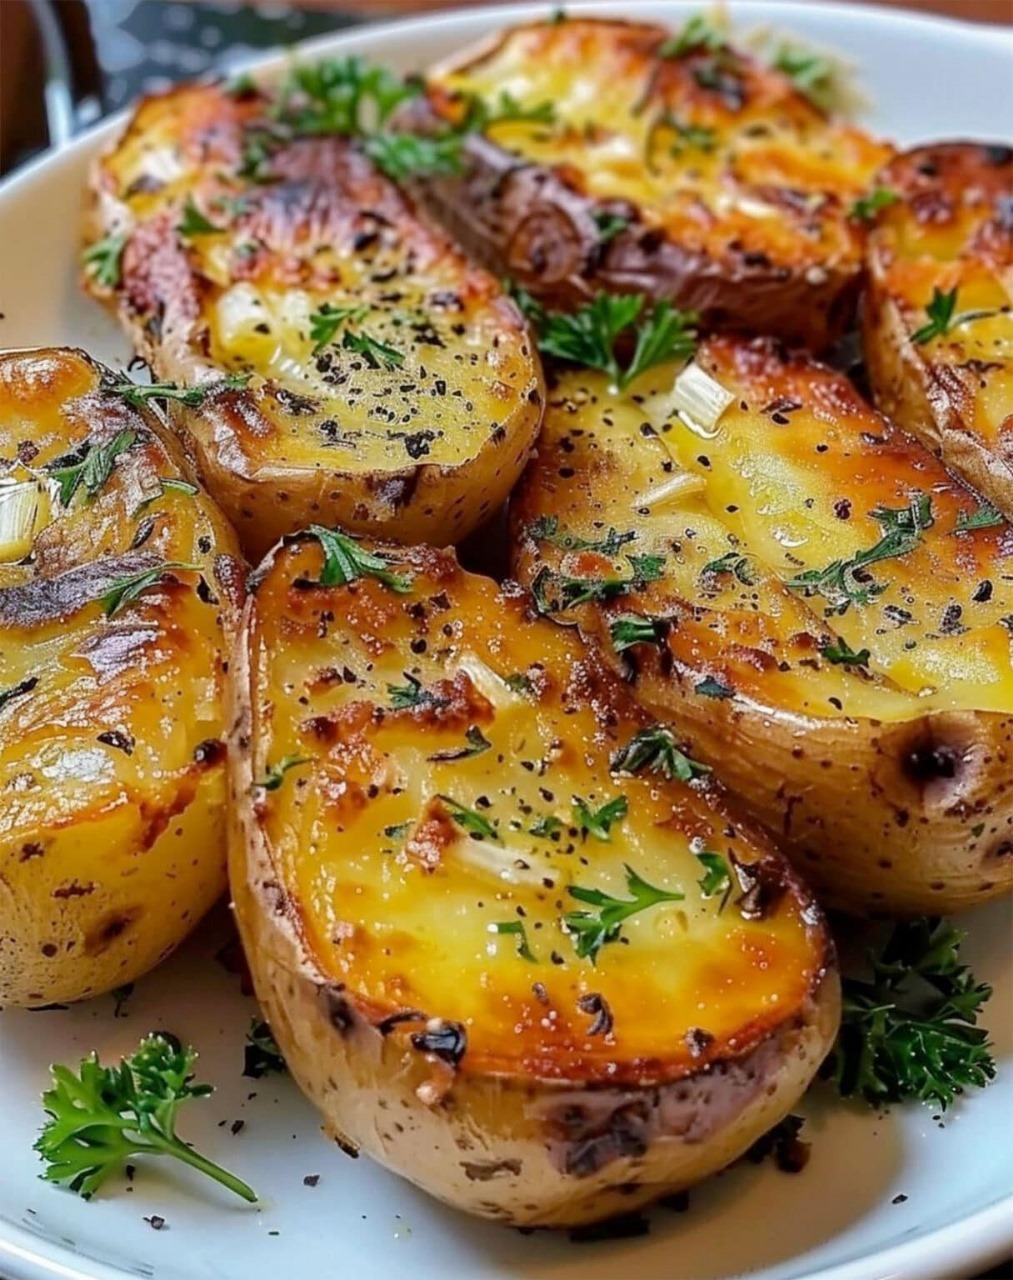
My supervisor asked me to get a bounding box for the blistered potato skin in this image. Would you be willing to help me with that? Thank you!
[229,539,838,1225]
[510,337,1013,915]
[83,83,544,560]
[407,18,893,351]
[862,142,1013,516]
[0,348,243,1006]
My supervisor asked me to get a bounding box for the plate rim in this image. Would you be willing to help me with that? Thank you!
[0,3,1010,1279]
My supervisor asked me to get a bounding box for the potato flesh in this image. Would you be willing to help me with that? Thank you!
[0,349,239,1004]
[431,19,891,274]
[513,338,1013,720]
[92,84,540,477]
[247,542,829,1083]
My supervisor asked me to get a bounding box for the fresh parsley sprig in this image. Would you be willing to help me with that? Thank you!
[101,562,198,617]
[111,374,250,408]
[48,431,136,506]
[516,291,698,392]
[35,1033,257,1202]
[912,287,1004,345]
[695,849,732,905]
[828,918,995,1110]
[610,613,668,651]
[611,725,711,783]
[309,302,368,353]
[82,233,127,288]
[821,639,871,666]
[437,795,501,843]
[563,865,684,963]
[491,919,536,962]
[572,795,628,841]
[954,501,1004,533]
[531,555,666,614]
[243,1020,288,1078]
[306,526,413,592]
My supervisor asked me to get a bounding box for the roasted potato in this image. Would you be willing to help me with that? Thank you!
[405,16,893,351]
[229,535,838,1226]
[0,348,243,1007]
[83,81,544,560]
[862,141,1013,515]
[511,336,1013,916]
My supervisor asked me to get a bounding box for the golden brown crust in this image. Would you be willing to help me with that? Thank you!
[407,18,893,350]
[229,537,839,1224]
[862,141,1013,515]
[0,347,242,1006]
[83,84,544,559]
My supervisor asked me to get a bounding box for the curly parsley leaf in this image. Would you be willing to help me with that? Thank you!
[35,1033,257,1202]
[695,675,734,699]
[306,525,413,592]
[591,210,631,244]
[387,672,446,710]
[701,550,756,585]
[572,795,628,841]
[827,918,995,1110]
[563,865,684,963]
[363,130,466,182]
[276,55,419,135]
[48,431,136,507]
[611,725,711,782]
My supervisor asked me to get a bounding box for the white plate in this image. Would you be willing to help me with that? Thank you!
[0,4,1011,1279]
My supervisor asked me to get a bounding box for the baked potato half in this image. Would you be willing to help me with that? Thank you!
[83,81,544,559]
[406,16,893,351]
[0,347,243,1007]
[862,141,1013,515]
[229,535,838,1226]
[511,336,1013,916]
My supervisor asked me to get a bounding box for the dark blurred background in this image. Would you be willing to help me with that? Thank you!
[1,0,1010,176]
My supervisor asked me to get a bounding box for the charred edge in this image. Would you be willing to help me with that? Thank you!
[410,1020,468,1067]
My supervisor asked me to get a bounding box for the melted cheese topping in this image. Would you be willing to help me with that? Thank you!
[432,19,892,269]
[514,338,1013,720]
[248,543,828,1082]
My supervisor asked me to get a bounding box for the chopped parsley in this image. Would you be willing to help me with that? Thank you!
[111,374,250,408]
[591,210,631,244]
[530,813,564,838]
[912,287,958,345]
[306,525,413,592]
[101,562,197,617]
[563,865,684,963]
[611,725,711,782]
[648,113,717,167]
[490,920,536,962]
[531,555,665,614]
[695,849,732,906]
[827,917,995,1109]
[658,14,728,59]
[516,290,697,392]
[387,672,443,710]
[610,613,668,651]
[572,795,628,841]
[526,515,636,555]
[771,44,839,113]
[35,1033,257,1202]
[701,550,756,585]
[787,493,934,614]
[695,676,734,699]
[954,501,1003,533]
[309,302,368,354]
[176,195,223,237]
[849,187,898,221]
[428,725,492,761]
[82,233,127,288]
[822,639,871,666]
[341,328,404,370]
[243,1020,287,1078]
[48,430,136,506]
[437,795,501,843]
[255,754,312,790]
[363,130,465,181]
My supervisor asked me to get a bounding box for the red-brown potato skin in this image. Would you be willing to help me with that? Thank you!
[862,142,1013,516]
[406,18,893,351]
[229,539,839,1226]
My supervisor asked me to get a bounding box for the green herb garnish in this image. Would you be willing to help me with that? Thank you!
[531,555,665,614]
[591,210,630,244]
[255,754,312,790]
[112,374,250,408]
[437,795,501,843]
[177,195,223,237]
[530,813,564,838]
[648,112,717,167]
[611,724,711,782]
[850,187,898,221]
[243,1020,287,1078]
[912,287,958,345]
[82,233,127,288]
[517,291,697,392]
[35,1033,257,1202]
[701,550,756,585]
[276,55,418,136]
[658,14,728,59]
[491,920,536,962]
[827,918,995,1110]
[526,515,636,555]
[787,494,934,614]
[364,130,466,181]
[572,795,628,841]
[428,725,492,761]
[309,302,368,353]
[563,865,684,963]
[101,561,197,617]
[822,639,871,666]
[695,676,734,699]
[503,672,535,696]
[695,849,732,906]
[609,613,668,651]
[48,431,136,506]
[306,525,413,592]
[386,673,441,709]
[772,44,839,113]
[341,328,404,370]
[954,501,1004,533]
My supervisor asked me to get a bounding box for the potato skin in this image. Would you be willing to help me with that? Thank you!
[0,348,243,1006]
[862,142,1013,516]
[407,18,893,351]
[83,83,544,560]
[510,337,1013,916]
[229,538,838,1225]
